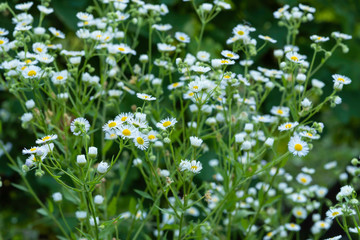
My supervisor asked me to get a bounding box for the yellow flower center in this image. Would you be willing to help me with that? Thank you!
[84,21,89,25]
[285,124,292,129]
[294,144,303,151]
[332,212,339,216]
[36,47,42,52]
[191,165,198,170]
[224,75,231,79]
[221,60,229,64]
[296,211,302,216]
[110,133,116,138]
[118,47,125,52]
[172,82,179,87]
[27,70,37,77]
[317,37,322,40]
[30,148,37,152]
[0,40,4,44]
[144,95,149,99]
[266,232,273,237]
[277,109,284,115]
[226,53,234,57]
[300,177,307,183]
[291,56,299,62]
[25,59,32,64]
[193,86,198,90]
[237,30,244,35]
[56,76,64,80]
[290,223,296,228]
[148,135,155,140]
[306,133,313,137]
[108,121,117,128]
[55,32,60,36]
[122,129,131,136]
[337,77,345,82]
[42,136,51,141]
[21,66,27,71]
[162,121,171,127]
[320,223,325,228]
[188,92,194,96]
[179,36,185,41]
[96,34,102,38]
[136,137,144,144]
[121,116,127,121]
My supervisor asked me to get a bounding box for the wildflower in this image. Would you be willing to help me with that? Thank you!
[168,82,184,90]
[153,24,172,31]
[94,195,104,204]
[89,216,99,226]
[292,207,307,219]
[221,50,239,60]
[157,43,176,52]
[133,134,149,150]
[21,113,33,123]
[296,173,312,185]
[118,125,138,139]
[332,74,351,85]
[233,25,249,38]
[25,99,35,109]
[115,112,134,124]
[241,141,252,151]
[278,122,299,131]
[70,117,90,136]
[156,117,177,130]
[339,185,354,197]
[188,160,203,174]
[324,236,342,240]
[286,51,305,63]
[190,136,203,147]
[285,223,301,231]
[310,35,329,43]
[299,3,316,13]
[36,134,58,144]
[212,59,235,66]
[22,66,43,79]
[97,161,109,174]
[191,65,211,74]
[75,211,87,220]
[175,32,190,43]
[270,106,290,118]
[265,138,274,147]
[0,28,9,36]
[197,51,210,62]
[326,208,343,220]
[76,155,87,166]
[51,70,68,85]
[38,5,54,14]
[22,146,42,155]
[186,207,200,217]
[136,93,156,101]
[15,2,34,11]
[49,27,65,39]
[332,31,352,40]
[52,192,62,202]
[259,35,277,43]
[105,131,118,140]
[314,220,331,230]
[301,98,312,108]
[288,136,309,157]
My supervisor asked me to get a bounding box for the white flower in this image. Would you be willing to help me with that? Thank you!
[312,79,325,89]
[156,117,177,130]
[89,216,99,226]
[157,43,176,52]
[36,134,58,144]
[133,158,142,167]
[310,35,329,43]
[288,136,309,157]
[51,70,68,85]
[332,74,351,85]
[285,223,300,231]
[270,106,290,117]
[175,32,190,43]
[278,122,299,131]
[190,65,211,74]
[75,211,87,220]
[133,134,149,150]
[97,161,109,174]
[286,51,305,63]
[188,160,203,174]
[301,98,312,108]
[196,51,210,62]
[21,113,33,123]
[38,5,54,14]
[241,141,252,151]
[324,236,342,240]
[259,35,277,43]
[339,185,354,197]
[190,136,203,147]
[70,117,90,136]
[292,207,307,219]
[52,192,62,202]
[221,50,239,60]
[49,27,65,39]
[296,173,312,185]
[179,160,191,171]
[186,206,200,216]
[94,195,104,204]
[152,24,172,31]
[265,138,274,147]
[25,99,35,109]
[326,208,343,219]
[136,93,156,101]
[22,66,43,79]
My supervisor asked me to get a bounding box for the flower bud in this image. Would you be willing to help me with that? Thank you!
[77,154,87,166]
[94,195,104,204]
[52,192,63,202]
[97,161,109,174]
[88,146,98,158]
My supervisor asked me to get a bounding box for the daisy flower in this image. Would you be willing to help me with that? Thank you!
[332,31,352,40]
[332,74,351,85]
[133,134,149,150]
[115,112,134,123]
[221,50,239,60]
[49,27,65,39]
[288,136,309,157]
[168,82,184,90]
[285,223,300,231]
[22,146,42,155]
[76,12,94,21]
[156,117,177,130]
[310,35,329,43]
[147,130,158,142]
[292,206,307,219]
[118,124,138,139]
[0,28,9,36]
[157,43,176,52]
[299,131,320,140]
[22,66,43,79]
[70,117,90,136]
[196,51,210,62]
[299,3,316,13]
[175,32,190,43]
[188,160,202,174]
[270,106,290,117]
[32,42,48,54]
[326,208,343,220]
[188,81,204,92]
[136,93,156,101]
[38,5,54,14]
[152,24,172,31]
[186,207,200,217]
[232,25,249,37]
[259,35,277,43]
[103,119,121,132]
[105,131,118,140]
[190,65,211,74]
[286,51,305,63]
[15,2,34,11]
[296,173,312,185]
[278,122,299,131]
[36,134,58,144]
[189,136,203,147]
[51,70,68,85]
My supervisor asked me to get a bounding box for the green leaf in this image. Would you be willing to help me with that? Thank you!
[47,198,54,214]
[36,208,48,217]
[11,183,28,193]
[102,140,113,156]
[134,189,153,201]
[107,197,117,217]
[129,197,137,214]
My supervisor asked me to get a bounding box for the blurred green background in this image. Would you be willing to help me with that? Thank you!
[0,0,359,238]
